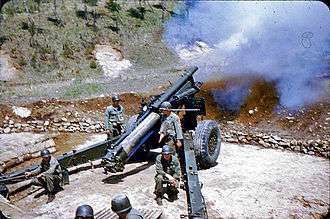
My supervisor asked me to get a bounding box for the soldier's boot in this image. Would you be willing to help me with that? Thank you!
[46,193,55,203]
[156,196,163,206]
[167,187,179,202]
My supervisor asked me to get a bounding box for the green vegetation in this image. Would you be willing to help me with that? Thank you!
[89,60,97,69]
[0,0,176,85]
[62,81,105,98]
[106,0,121,13]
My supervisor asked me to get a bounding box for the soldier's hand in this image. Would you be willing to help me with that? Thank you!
[25,172,32,177]
[169,178,176,186]
[176,140,182,148]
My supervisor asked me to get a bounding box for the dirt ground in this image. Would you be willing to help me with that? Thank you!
[3,142,328,219]
[1,79,329,142]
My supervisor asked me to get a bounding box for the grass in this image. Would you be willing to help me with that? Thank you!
[62,82,105,99]
[0,0,177,101]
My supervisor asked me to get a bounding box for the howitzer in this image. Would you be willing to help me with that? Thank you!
[101,66,206,173]
[101,66,221,218]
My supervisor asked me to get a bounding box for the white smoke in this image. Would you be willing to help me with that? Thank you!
[164,1,330,109]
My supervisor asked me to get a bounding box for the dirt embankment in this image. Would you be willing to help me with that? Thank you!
[0,78,329,155]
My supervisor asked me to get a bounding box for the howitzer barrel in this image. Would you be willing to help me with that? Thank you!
[121,112,160,155]
[151,66,198,109]
[102,112,160,172]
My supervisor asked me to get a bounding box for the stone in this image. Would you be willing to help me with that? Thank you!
[9,120,14,125]
[279,141,290,147]
[248,110,254,115]
[44,121,50,126]
[272,135,282,141]
[308,151,315,155]
[294,146,300,152]
[63,122,71,126]
[227,138,239,144]
[5,116,9,120]
[14,123,22,128]
[12,106,31,118]
[4,127,11,134]
[268,138,278,145]
[290,140,298,146]
[61,117,68,122]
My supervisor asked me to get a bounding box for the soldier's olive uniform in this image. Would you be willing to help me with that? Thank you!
[159,112,183,150]
[154,154,181,197]
[30,156,62,195]
[104,105,125,138]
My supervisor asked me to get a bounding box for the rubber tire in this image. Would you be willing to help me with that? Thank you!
[193,120,221,169]
[125,114,138,133]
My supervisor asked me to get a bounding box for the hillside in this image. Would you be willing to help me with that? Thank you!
[0,0,178,103]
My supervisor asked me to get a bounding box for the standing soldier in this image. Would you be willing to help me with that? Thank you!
[75,204,94,219]
[104,95,125,139]
[24,149,62,203]
[154,145,181,205]
[111,194,143,219]
[158,101,184,165]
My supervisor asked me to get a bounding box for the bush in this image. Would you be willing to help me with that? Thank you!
[89,60,97,69]
[84,0,98,6]
[106,0,121,13]
[62,42,75,58]
[3,4,16,17]
[18,58,27,66]
[127,7,145,20]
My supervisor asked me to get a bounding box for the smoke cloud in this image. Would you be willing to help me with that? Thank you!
[164,1,330,109]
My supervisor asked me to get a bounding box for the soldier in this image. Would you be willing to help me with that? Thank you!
[24,149,62,203]
[158,101,184,167]
[154,145,181,205]
[75,204,94,219]
[158,101,183,149]
[104,95,125,139]
[111,194,143,219]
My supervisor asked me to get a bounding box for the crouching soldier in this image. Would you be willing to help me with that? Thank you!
[111,194,143,219]
[25,149,62,203]
[154,145,181,205]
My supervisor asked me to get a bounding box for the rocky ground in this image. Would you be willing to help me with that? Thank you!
[1,142,329,219]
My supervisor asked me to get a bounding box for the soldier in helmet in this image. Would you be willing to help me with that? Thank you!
[158,101,183,149]
[24,149,62,203]
[158,101,184,165]
[104,94,125,139]
[154,145,181,205]
[75,204,94,219]
[111,194,143,219]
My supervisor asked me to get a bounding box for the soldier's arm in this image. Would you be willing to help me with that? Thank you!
[29,165,42,176]
[173,157,181,179]
[155,156,166,176]
[158,121,170,142]
[174,117,183,140]
[42,158,59,175]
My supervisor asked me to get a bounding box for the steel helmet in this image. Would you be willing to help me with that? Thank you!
[162,145,173,155]
[40,149,50,158]
[112,95,121,102]
[111,194,132,214]
[160,101,172,110]
[75,204,94,219]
